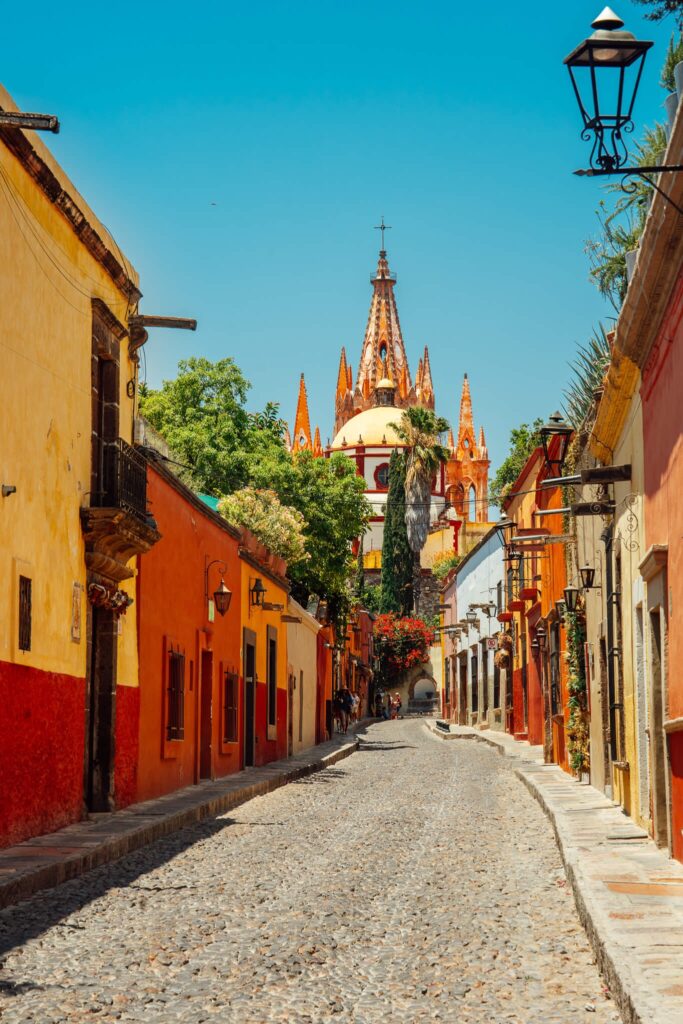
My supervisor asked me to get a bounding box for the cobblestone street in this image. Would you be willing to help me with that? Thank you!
[0,721,620,1024]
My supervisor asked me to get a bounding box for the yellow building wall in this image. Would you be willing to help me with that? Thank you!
[286,599,320,753]
[0,84,140,688]
[239,558,289,745]
[610,403,647,827]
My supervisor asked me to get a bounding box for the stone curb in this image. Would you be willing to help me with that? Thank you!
[425,720,682,1024]
[0,735,360,911]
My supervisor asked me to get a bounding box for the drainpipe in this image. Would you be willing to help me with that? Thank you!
[601,523,618,761]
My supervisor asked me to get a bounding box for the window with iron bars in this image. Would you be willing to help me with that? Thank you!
[223,670,238,743]
[167,649,185,740]
[18,575,31,652]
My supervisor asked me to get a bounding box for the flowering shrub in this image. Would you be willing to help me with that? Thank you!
[218,488,308,564]
[374,613,434,678]
[431,550,461,581]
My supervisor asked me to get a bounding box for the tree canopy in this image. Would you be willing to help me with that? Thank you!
[140,357,370,619]
[490,420,543,504]
[632,1,683,28]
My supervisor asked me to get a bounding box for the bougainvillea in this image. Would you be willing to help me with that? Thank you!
[374,613,434,679]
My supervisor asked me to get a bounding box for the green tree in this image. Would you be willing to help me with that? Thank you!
[354,533,366,601]
[141,357,370,624]
[490,420,543,505]
[631,1,683,29]
[390,407,449,614]
[139,357,287,494]
[248,448,370,621]
[380,451,413,616]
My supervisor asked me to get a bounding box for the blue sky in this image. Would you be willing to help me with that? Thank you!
[3,2,674,469]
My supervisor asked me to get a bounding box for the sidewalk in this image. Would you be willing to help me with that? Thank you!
[0,730,360,911]
[426,720,683,1024]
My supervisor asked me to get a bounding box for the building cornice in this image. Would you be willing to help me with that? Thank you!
[615,106,683,370]
[589,351,640,463]
[0,107,142,304]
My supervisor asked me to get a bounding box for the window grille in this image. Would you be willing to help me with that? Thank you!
[223,671,238,742]
[18,576,31,652]
[167,649,185,740]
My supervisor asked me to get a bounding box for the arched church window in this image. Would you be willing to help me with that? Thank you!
[374,463,390,489]
[463,438,469,448]
[379,342,387,360]
[468,485,476,522]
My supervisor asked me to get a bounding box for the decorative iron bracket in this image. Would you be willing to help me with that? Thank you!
[575,165,683,216]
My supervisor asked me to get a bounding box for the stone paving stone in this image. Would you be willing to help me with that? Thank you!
[430,721,683,1024]
[0,720,621,1023]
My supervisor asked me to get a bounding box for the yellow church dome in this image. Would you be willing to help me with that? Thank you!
[331,406,403,449]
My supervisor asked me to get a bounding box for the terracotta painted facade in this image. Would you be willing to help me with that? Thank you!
[135,463,242,803]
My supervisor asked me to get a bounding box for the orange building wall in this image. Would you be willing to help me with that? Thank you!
[641,271,683,861]
[135,467,242,803]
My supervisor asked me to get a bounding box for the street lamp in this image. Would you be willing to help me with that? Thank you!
[564,585,580,613]
[564,8,652,174]
[539,412,573,475]
[250,577,266,607]
[536,627,547,650]
[204,558,232,618]
[579,564,596,589]
[466,609,478,626]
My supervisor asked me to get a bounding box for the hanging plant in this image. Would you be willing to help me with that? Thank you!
[565,611,590,775]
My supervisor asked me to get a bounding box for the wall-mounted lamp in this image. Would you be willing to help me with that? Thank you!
[531,639,540,652]
[204,558,232,617]
[579,565,596,589]
[250,577,267,607]
[536,627,547,650]
[2,484,16,498]
[539,411,573,475]
[564,585,580,613]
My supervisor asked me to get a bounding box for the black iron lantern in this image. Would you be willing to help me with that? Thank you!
[213,578,232,617]
[564,8,653,173]
[531,638,540,652]
[250,577,266,607]
[564,585,580,613]
[555,598,567,618]
[536,627,547,649]
[506,548,522,570]
[539,412,573,475]
[466,609,478,626]
[579,564,596,589]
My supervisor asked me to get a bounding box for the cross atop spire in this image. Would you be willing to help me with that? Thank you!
[374,215,391,251]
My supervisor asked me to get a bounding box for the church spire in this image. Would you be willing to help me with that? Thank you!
[420,346,434,404]
[292,373,313,452]
[355,248,412,402]
[459,373,473,435]
[336,347,350,400]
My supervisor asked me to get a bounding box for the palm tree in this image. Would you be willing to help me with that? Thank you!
[562,325,612,429]
[390,406,449,615]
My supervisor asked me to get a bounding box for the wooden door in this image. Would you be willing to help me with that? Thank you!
[199,650,213,780]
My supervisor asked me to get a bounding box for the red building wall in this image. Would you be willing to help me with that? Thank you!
[641,273,683,861]
[0,662,85,847]
[135,466,242,804]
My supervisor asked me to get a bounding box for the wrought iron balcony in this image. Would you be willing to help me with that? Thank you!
[100,438,148,520]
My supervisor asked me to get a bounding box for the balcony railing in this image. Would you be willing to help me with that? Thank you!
[100,438,148,520]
